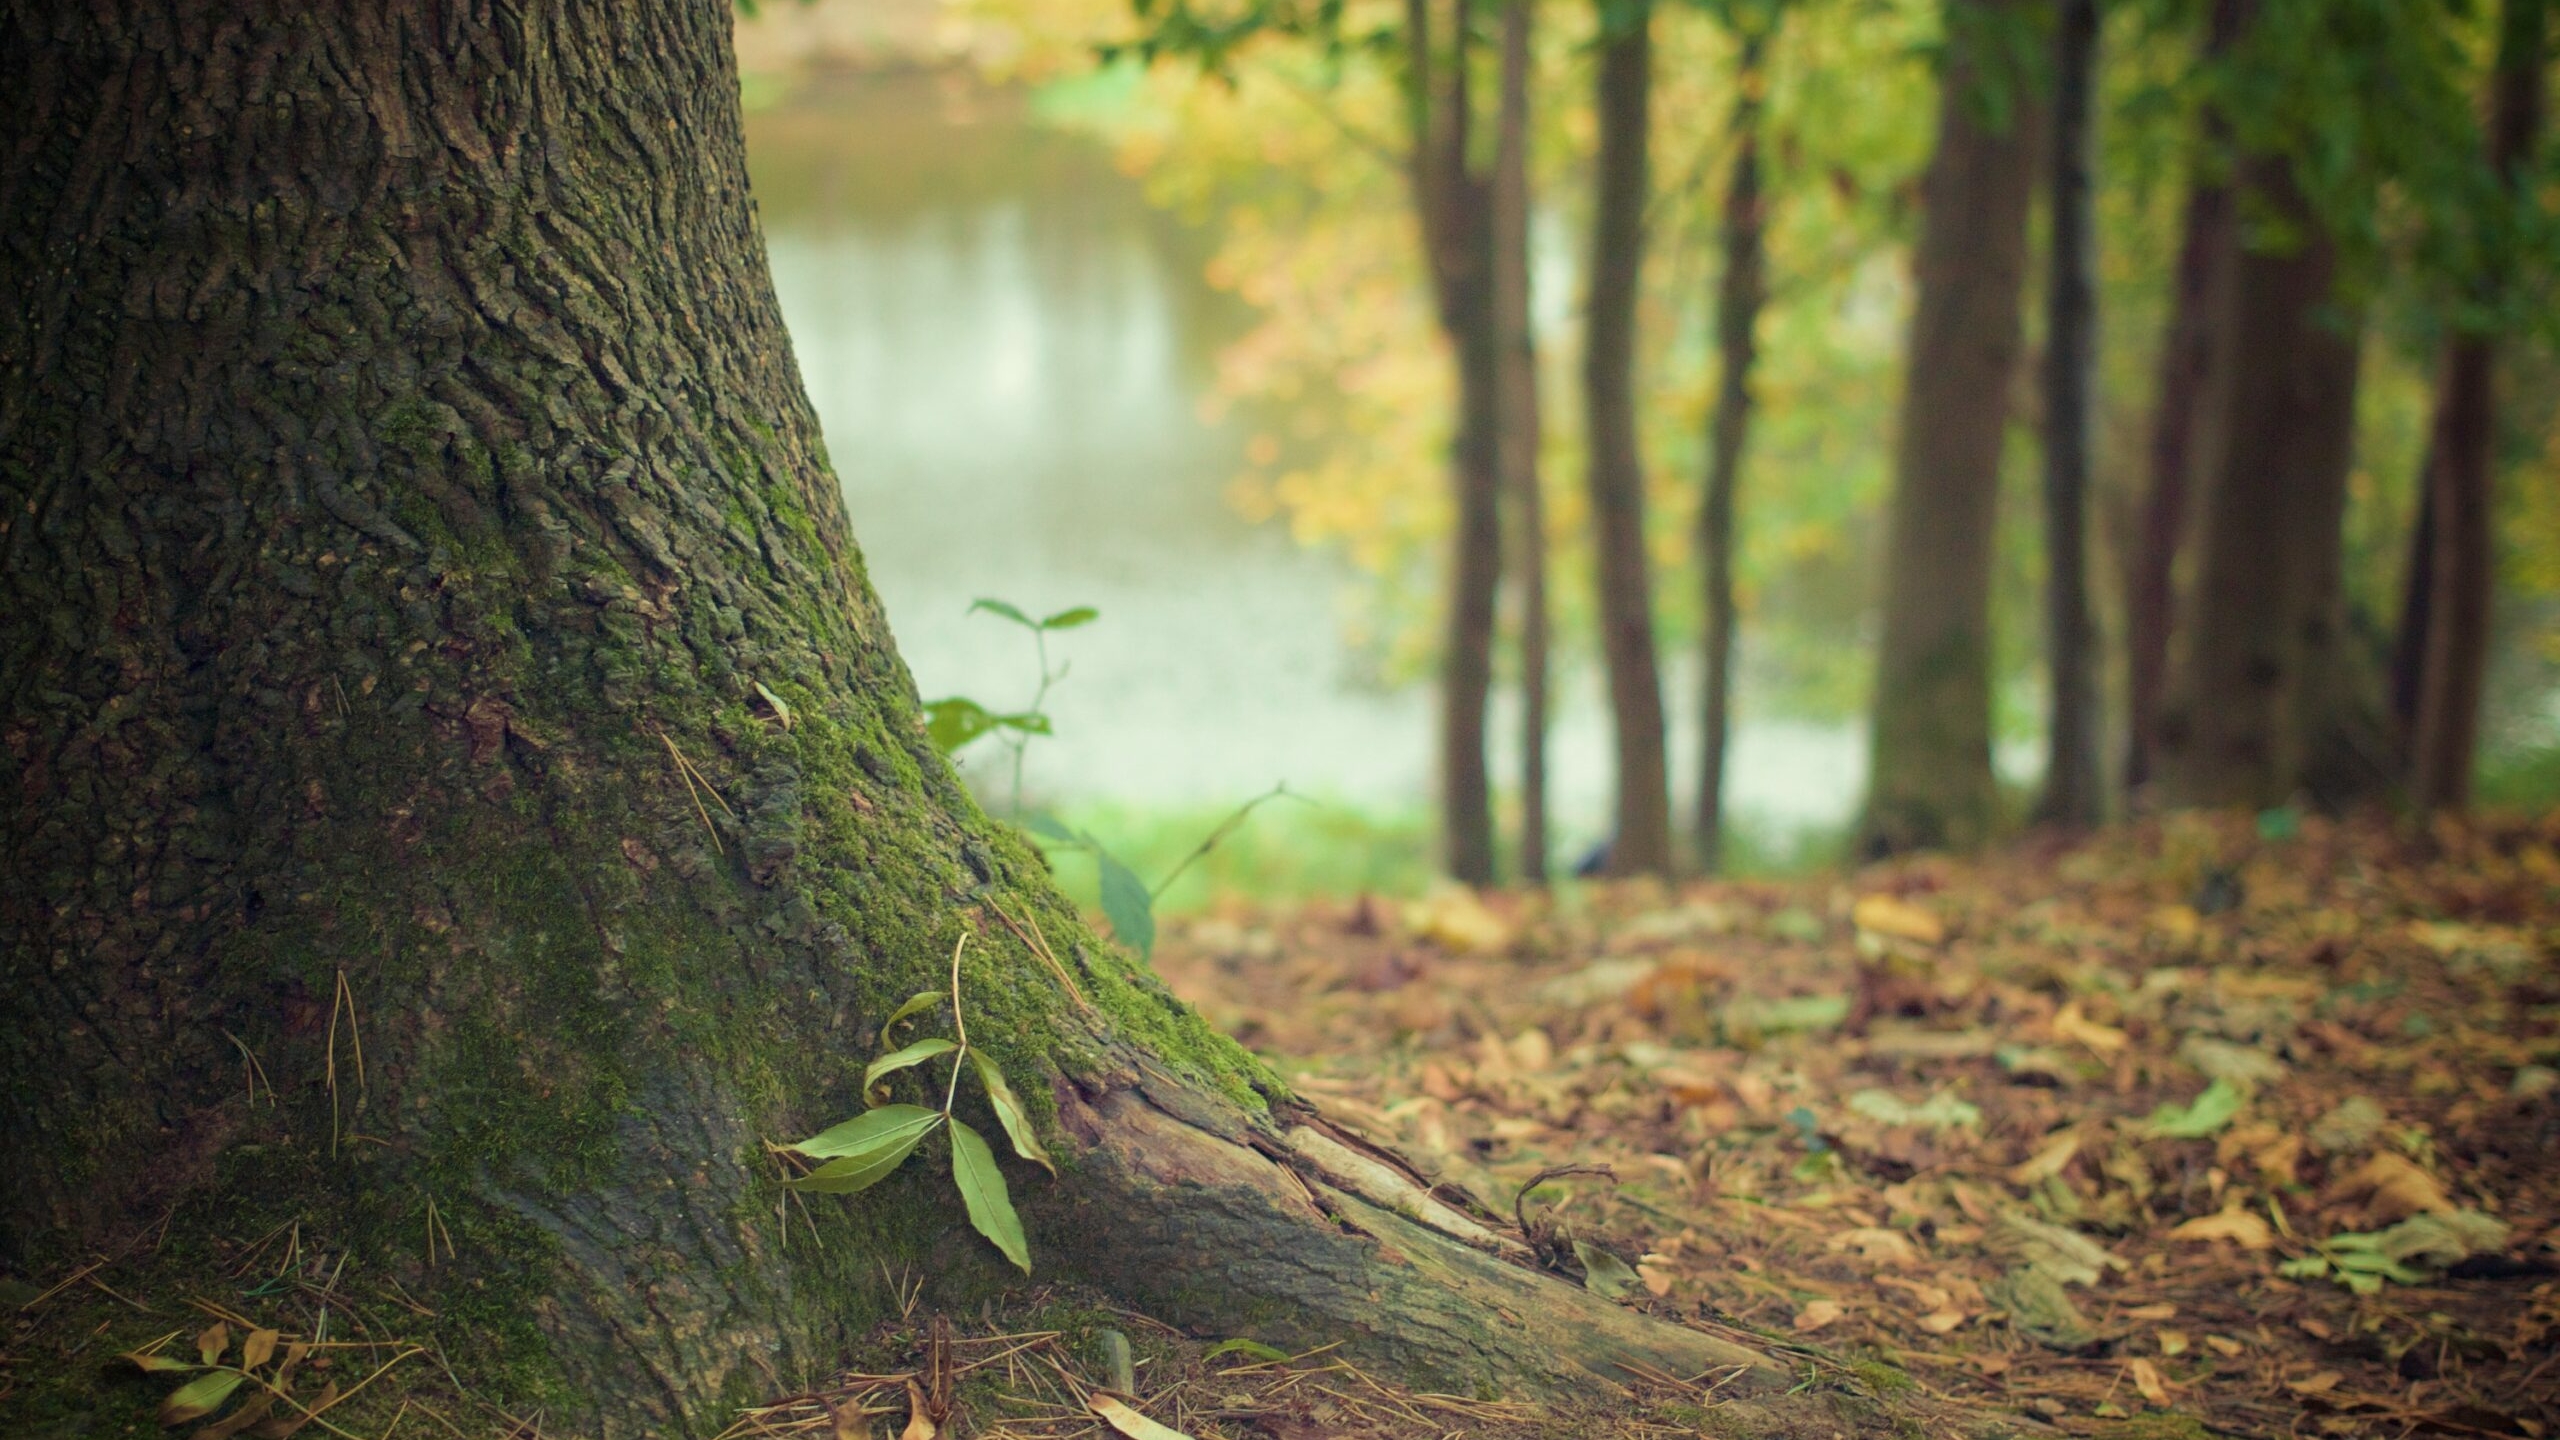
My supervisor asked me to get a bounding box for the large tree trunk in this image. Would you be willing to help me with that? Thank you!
[2154,156,2364,808]
[2409,0,2547,811]
[2121,0,2240,798]
[2035,0,2104,830]
[1583,0,1675,877]
[1696,25,1772,873]
[1859,0,2038,854]
[1493,0,1551,885]
[1409,0,1505,886]
[0,3,1782,1432]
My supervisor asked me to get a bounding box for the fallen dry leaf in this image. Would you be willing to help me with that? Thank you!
[2323,1151,2456,1222]
[2052,1001,2129,1055]
[1792,1299,1846,1333]
[2129,1357,2173,1407]
[1089,1393,1197,1440]
[1852,895,1946,946]
[2167,1205,2276,1250]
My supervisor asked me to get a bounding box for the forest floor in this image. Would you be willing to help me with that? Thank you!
[11,812,2556,1440]
[1131,809,2560,1440]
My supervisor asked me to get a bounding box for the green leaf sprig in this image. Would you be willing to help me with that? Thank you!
[777,932,1050,1271]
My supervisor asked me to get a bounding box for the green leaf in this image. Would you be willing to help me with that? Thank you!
[1023,812,1079,843]
[124,1351,199,1374]
[159,1370,246,1426]
[1573,1239,1640,1299]
[1847,1088,1982,1130]
[972,1050,1056,1174]
[969,598,1036,629]
[948,1118,1031,1272]
[878,990,945,1046]
[2144,1078,2247,1139]
[922,697,999,754]
[787,1108,943,1195]
[1202,1338,1291,1364]
[864,1038,959,1094]
[1095,847,1156,960]
[787,1103,945,1160]
[1038,605,1099,631]
[751,680,795,730]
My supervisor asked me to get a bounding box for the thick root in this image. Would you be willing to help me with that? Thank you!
[1047,1077,1785,1400]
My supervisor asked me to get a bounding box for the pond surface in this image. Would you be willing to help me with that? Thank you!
[743,71,1863,854]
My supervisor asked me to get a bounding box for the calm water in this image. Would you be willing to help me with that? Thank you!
[743,72,1864,849]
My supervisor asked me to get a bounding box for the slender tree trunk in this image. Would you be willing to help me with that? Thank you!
[1697,27,1772,872]
[2035,0,2105,829]
[1493,0,1551,884]
[1583,0,1675,876]
[2391,455,2438,746]
[0,3,1783,1432]
[1410,0,1505,885]
[1860,0,2039,854]
[2155,156,2364,808]
[2121,0,2241,797]
[2410,0,2547,810]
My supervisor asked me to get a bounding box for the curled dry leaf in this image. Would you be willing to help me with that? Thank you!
[1791,1298,1845,1333]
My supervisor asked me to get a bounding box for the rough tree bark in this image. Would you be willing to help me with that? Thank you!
[1407,0,1506,886]
[1583,0,1676,877]
[0,2,1783,1433]
[1697,25,1772,873]
[2154,156,2364,808]
[2122,0,2241,798]
[2035,0,2104,830]
[1860,0,2038,854]
[1493,0,1551,884]
[2408,0,2547,811]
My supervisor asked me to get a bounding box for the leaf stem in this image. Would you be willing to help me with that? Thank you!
[943,931,971,1116]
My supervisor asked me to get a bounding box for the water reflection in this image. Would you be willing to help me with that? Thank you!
[745,71,1863,849]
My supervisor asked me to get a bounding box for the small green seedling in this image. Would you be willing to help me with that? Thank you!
[920,599,1096,815]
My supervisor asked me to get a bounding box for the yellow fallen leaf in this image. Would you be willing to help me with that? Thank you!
[2128,1357,2172,1407]
[2287,1371,2344,1396]
[1829,1227,1922,1266]
[1851,895,1945,946]
[2122,1302,2178,1321]
[2150,905,2203,943]
[2204,1335,2245,1357]
[2167,1205,2274,1250]
[1637,1262,1676,1298]
[2157,1329,2190,1357]
[1875,1274,1951,1310]
[1792,1299,1846,1333]
[1089,1394,1197,1440]
[2009,1131,2081,1185]
[2052,1001,2128,1055]
[1918,1308,1968,1334]
[2324,1151,2455,1221]
[901,1380,936,1440]
[1406,886,1514,955]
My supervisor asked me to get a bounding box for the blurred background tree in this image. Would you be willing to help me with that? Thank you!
[729,0,2560,896]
